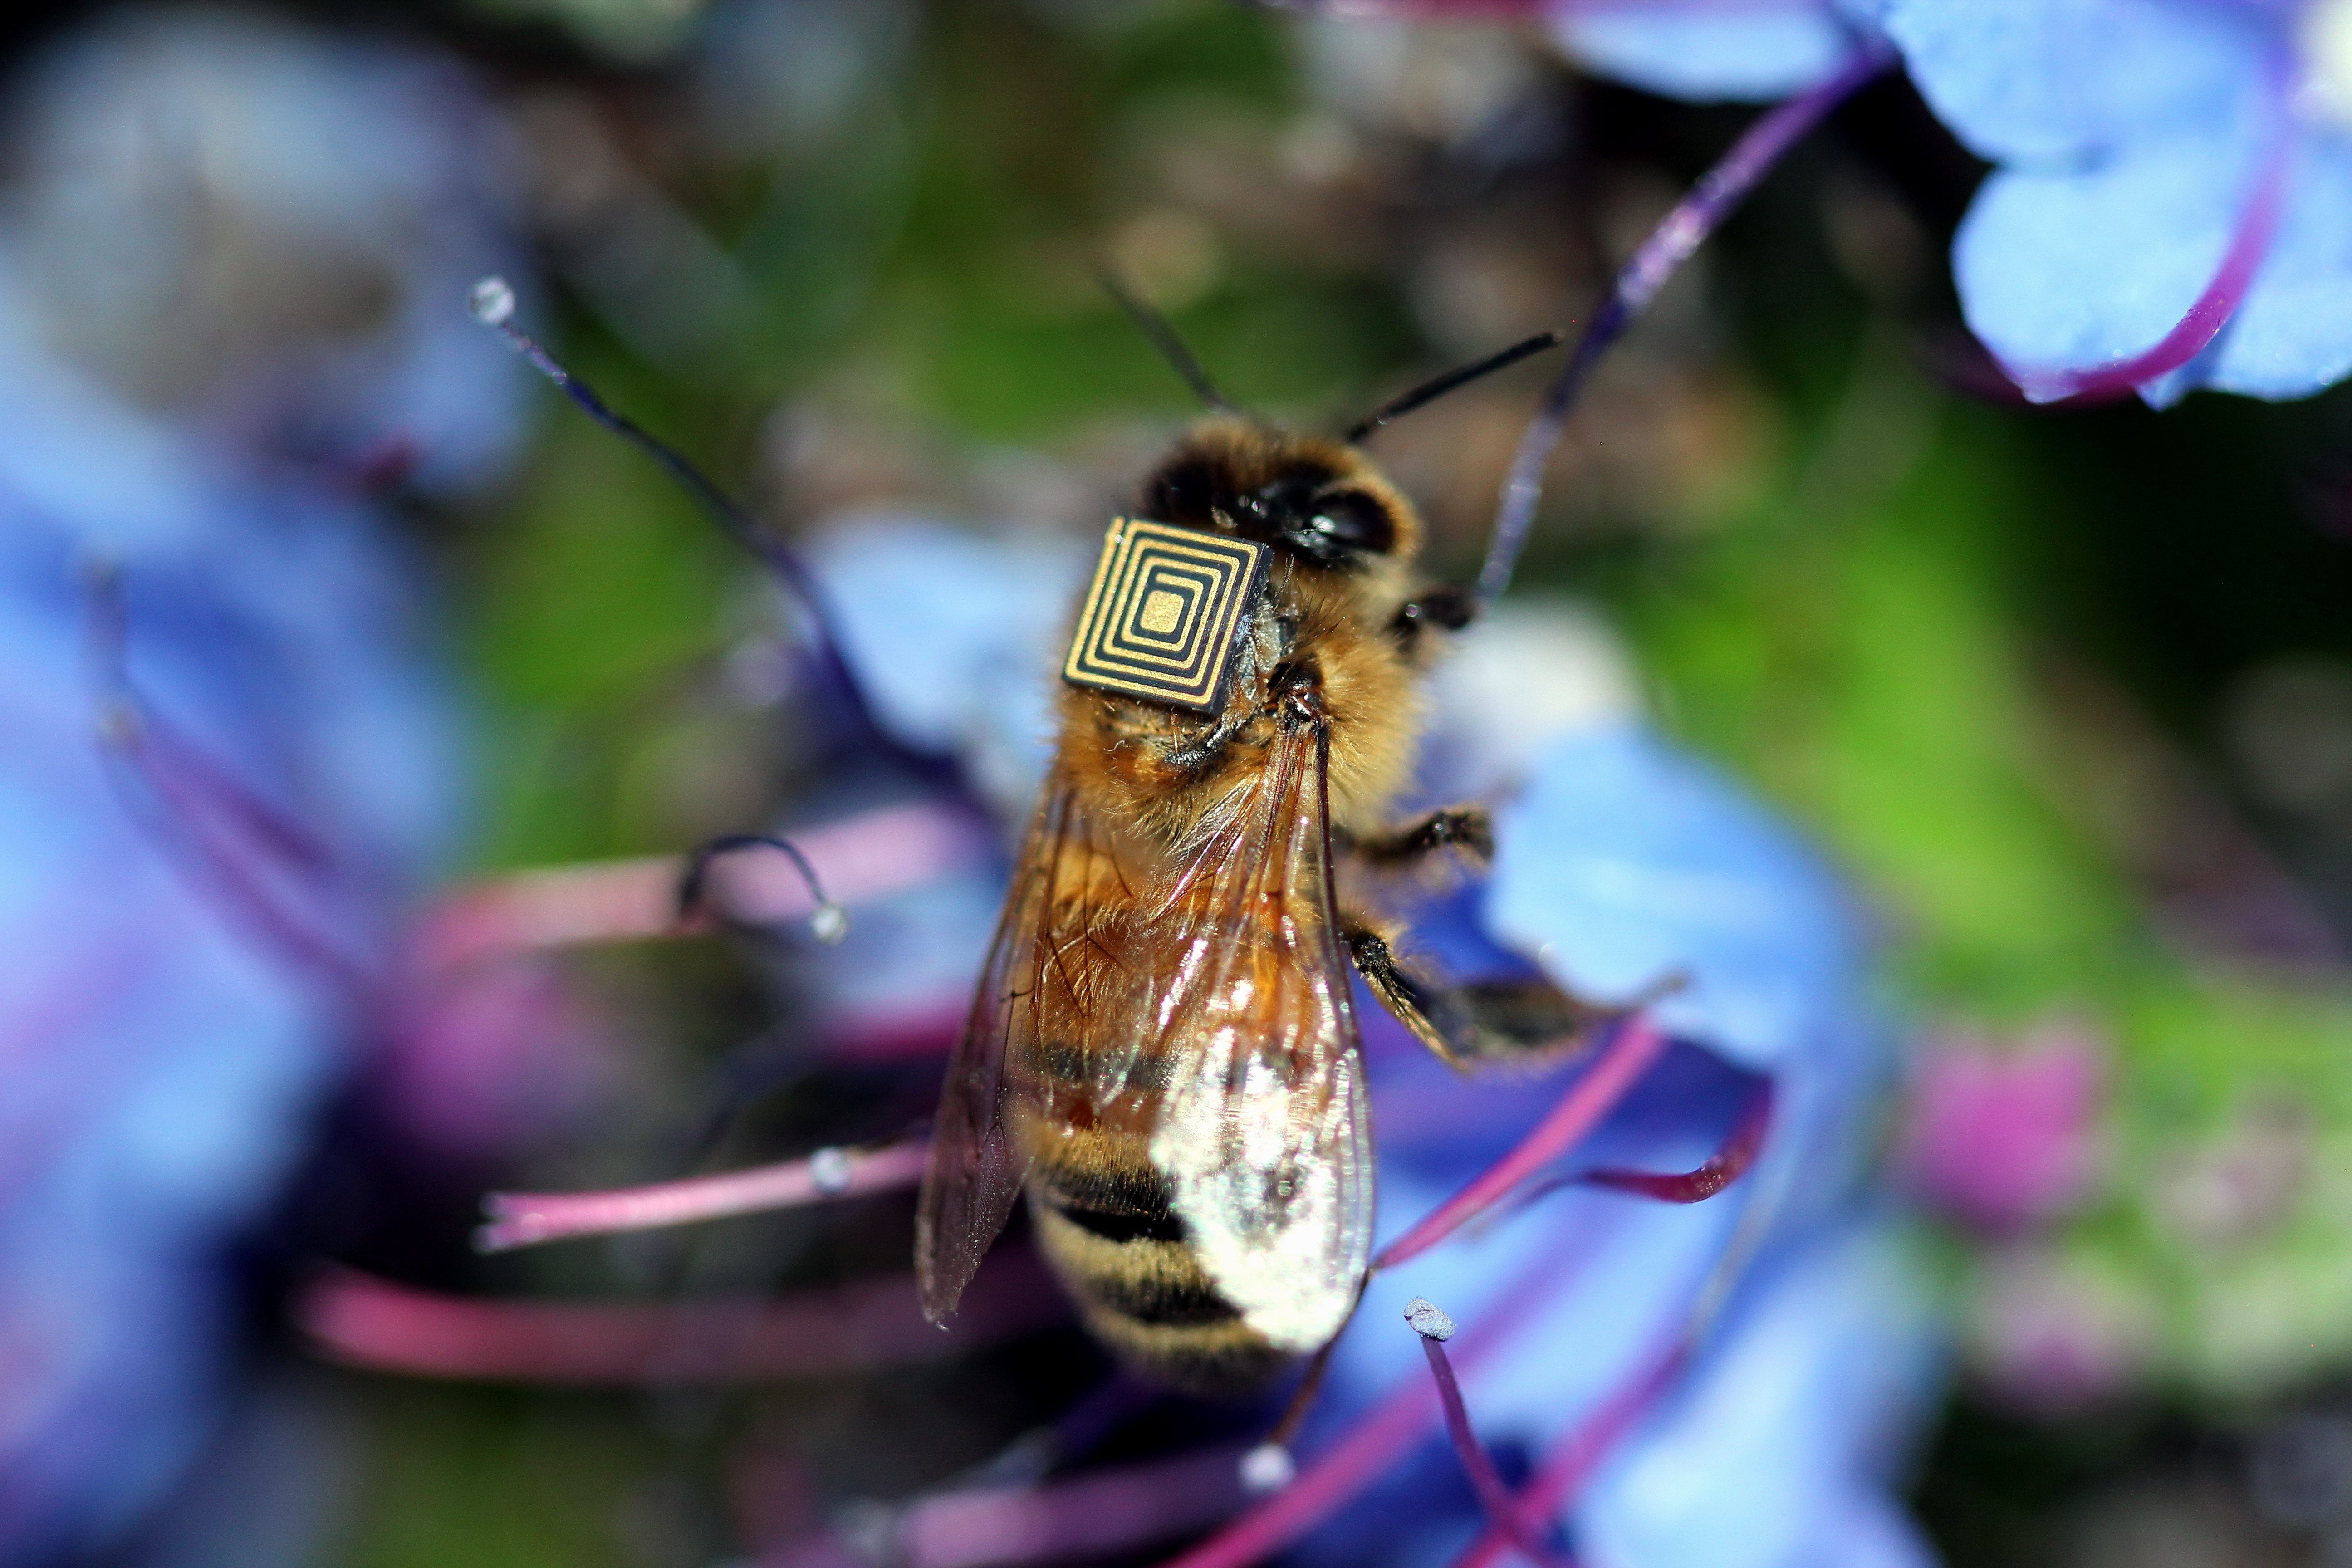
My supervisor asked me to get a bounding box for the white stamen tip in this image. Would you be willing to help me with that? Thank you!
[808,1147,855,1195]
[1404,1297,1455,1342]
[809,901,850,945]
[468,275,516,326]
[1240,1442,1295,1494]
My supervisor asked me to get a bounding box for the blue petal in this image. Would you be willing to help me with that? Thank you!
[804,518,1086,1026]
[1412,597,1642,806]
[2181,131,2352,400]
[5,10,529,497]
[1486,724,1859,1069]
[1578,1215,1945,1568]
[1951,115,2263,392]
[0,478,447,1564]
[1293,1180,1752,1568]
[809,516,1087,813]
[1880,0,2272,163]
[0,12,513,1554]
[1551,4,1861,103]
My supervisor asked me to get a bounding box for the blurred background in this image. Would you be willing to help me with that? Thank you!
[10,1,2352,1565]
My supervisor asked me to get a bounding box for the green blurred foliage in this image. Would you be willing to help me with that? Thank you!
[448,0,1426,871]
[1620,350,2352,1398]
[351,1386,678,1568]
[1633,414,2142,1009]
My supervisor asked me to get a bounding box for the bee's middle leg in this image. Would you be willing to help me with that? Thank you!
[1343,911,1617,1070]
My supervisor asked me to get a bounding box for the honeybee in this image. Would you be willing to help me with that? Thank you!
[913,320,1611,1394]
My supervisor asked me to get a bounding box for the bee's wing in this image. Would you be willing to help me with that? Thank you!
[1139,719,1374,1355]
[917,776,1066,1322]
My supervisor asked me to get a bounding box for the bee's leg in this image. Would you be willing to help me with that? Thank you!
[1350,805,1493,871]
[1344,914,1622,1070]
[1343,920,1465,1066]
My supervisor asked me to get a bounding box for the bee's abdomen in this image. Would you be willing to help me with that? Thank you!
[1028,1192,1291,1395]
[1019,1108,1289,1394]
[1037,1153,1187,1243]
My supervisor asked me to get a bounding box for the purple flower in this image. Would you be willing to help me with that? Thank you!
[1896,1022,2107,1233]
[1867,0,2352,404]
[1313,0,2352,407]
[1288,656,1939,1568]
[0,8,524,1557]
[806,523,1942,1568]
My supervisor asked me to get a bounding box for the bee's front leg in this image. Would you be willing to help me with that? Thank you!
[1348,805,1493,871]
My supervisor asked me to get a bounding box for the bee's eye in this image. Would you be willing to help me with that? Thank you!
[1307,490,1396,555]
[1251,476,1316,514]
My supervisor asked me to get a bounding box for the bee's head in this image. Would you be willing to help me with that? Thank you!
[1139,420,1420,570]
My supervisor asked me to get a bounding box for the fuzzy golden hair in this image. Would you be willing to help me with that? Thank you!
[1054,417,1440,848]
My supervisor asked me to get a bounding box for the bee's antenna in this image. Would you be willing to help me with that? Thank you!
[1343,330,1566,445]
[466,278,900,761]
[1093,263,1238,414]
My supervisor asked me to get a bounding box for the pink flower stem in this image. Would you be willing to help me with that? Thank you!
[1147,1225,1612,1568]
[475,1140,932,1252]
[1447,1338,1692,1568]
[1488,1077,1774,1223]
[1583,1080,1773,1202]
[1476,42,1892,600]
[1374,1014,1669,1270]
[412,801,989,974]
[2007,63,2295,404]
[84,566,381,997]
[299,1249,1068,1384]
[1411,1307,1580,1568]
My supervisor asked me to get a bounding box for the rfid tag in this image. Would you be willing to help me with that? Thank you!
[1062,517,1269,713]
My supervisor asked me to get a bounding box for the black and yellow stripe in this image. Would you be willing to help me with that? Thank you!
[1016,1041,1290,1395]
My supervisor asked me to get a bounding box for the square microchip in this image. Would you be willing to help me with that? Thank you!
[1062,517,1270,713]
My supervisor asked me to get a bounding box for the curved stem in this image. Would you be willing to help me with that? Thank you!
[471,285,934,779]
[1476,44,1891,602]
[1373,1014,1668,1270]
[1446,1339,1690,1568]
[2000,65,2294,404]
[1583,1080,1773,1202]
